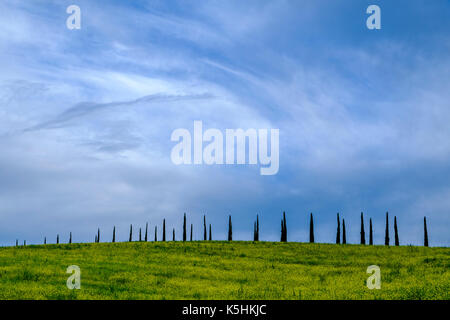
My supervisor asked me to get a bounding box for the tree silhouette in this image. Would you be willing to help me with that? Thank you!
[228,215,233,241]
[336,213,340,244]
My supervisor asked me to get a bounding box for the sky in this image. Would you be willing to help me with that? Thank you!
[0,0,449,246]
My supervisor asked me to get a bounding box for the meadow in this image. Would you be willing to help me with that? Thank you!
[0,241,448,300]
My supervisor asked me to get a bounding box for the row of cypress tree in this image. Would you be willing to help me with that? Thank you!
[16,212,431,247]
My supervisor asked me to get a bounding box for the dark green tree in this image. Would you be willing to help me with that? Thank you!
[183,213,187,242]
[112,226,116,243]
[139,228,142,242]
[145,223,148,242]
[385,212,390,246]
[69,232,72,244]
[360,212,366,245]
[173,228,175,241]
[309,213,315,243]
[369,218,373,245]
[129,224,133,242]
[203,215,207,241]
[190,224,193,241]
[154,226,157,242]
[254,215,259,241]
[336,213,340,244]
[97,228,100,243]
[209,224,212,241]
[57,234,59,244]
[424,217,429,247]
[163,219,166,241]
[394,216,399,246]
[280,211,287,242]
[228,215,232,241]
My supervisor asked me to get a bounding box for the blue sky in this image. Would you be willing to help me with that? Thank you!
[0,0,449,246]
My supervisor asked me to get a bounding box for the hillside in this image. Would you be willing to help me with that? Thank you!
[0,241,448,299]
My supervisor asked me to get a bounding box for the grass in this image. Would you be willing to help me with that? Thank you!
[0,241,448,300]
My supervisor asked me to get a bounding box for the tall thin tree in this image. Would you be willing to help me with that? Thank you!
[163,219,166,241]
[394,216,399,246]
[16,239,18,247]
[360,212,366,245]
[139,228,142,242]
[129,224,133,242]
[424,217,429,247]
[281,211,287,242]
[203,215,207,241]
[228,215,233,241]
[44,237,46,245]
[69,232,72,244]
[190,224,193,241]
[145,223,148,242]
[57,234,59,244]
[342,219,347,244]
[209,224,212,241]
[112,226,116,243]
[369,218,373,245]
[154,226,157,242]
[385,212,390,246]
[254,215,259,241]
[97,228,100,243]
[183,213,187,242]
[173,228,175,241]
[336,213,340,244]
[309,213,314,243]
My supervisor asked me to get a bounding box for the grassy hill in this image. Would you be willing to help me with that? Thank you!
[0,241,448,300]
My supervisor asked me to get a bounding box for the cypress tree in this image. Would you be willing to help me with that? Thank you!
[309,213,314,243]
[228,215,232,241]
[281,211,287,242]
[44,237,46,245]
[281,219,284,242]
[385,212,390,246]
[369,218,373,245]
[190,224,193,241]
[183,213,187,242]
[57,234,59,244]
[336,213,340,244]
[97,228,100,243]
[394,216,399,246]
[112,226,116,243]
[145,223,148,242]
[253,215,259,241]
[424,217,429,247]
[16,239,18,247]
[129,224,133,242]
[154,226,157,242]
[163,219,166,241]
[173,228,175,241]
[139,228,142,242]
[360,212,366,245]
[342,219,347,244]
[203,215,207,241]
[69,232,72,244]
[209,224,212,241]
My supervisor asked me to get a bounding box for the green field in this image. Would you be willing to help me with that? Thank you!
[0,241,448,300]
